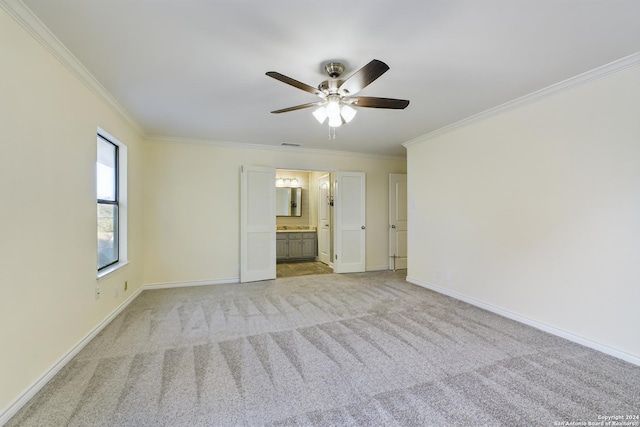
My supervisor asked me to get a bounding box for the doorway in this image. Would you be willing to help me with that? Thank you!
[241,166,367,282]
[275,169,333,278]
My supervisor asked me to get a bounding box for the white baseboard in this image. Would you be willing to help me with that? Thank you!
[406,276,640,367]
[0,285,144,425]
[366,265,391,272]
[144,277,239,290]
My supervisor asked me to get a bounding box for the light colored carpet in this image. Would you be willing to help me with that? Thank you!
[8,271,640,426]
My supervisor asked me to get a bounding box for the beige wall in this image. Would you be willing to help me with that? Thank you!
[0,9,145,415]
[143,140,406,284]
[406,66,640,361]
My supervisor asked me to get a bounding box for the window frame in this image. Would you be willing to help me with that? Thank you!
[97,128,128,279]
[97,134,119,271]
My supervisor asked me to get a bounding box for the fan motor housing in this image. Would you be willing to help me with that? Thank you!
[318,79,342,94]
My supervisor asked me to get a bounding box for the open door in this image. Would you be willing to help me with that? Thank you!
[389,174,408,270]
[334,171,366,273]
[240,165,276,282]
[317,173,331,265]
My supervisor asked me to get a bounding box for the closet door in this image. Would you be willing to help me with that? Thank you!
[240,165,276,282]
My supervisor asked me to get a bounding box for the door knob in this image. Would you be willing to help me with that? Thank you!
[361,226,366,230]
[391,225,396,228]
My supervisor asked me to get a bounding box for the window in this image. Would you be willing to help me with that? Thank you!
[96,129,127,275]
[97,135,118,270]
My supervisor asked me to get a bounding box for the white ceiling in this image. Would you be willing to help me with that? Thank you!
[17,0,640,156]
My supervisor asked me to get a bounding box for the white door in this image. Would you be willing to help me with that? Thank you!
[389,174,408,270]
[317,173,331,265]
[240,165,276,283]
[334,171,366,273]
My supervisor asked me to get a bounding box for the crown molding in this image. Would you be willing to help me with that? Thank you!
[146,135,407,160]
[403,52,640,148]
[1,0,403,159]
[0,0,145,135]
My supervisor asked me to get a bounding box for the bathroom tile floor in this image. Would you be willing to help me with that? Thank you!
[276,260,333,278]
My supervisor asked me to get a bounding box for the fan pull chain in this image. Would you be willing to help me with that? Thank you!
[328,126,337,140]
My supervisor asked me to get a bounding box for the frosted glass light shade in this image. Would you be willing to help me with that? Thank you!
[312,98,356,129]
[340,105,357,123]
[326,100,341,120]
[312,107,327,124]
[328,115,342,128]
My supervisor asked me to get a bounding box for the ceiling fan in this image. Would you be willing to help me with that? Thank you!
[266,59,409,134]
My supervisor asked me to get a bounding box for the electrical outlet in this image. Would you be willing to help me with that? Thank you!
[95,287,101,300]
[124,281,128,291]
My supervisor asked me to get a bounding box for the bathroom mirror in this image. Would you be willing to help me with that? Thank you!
[276,187,302,216]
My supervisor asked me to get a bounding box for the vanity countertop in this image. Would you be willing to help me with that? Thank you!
[276,226,316,233]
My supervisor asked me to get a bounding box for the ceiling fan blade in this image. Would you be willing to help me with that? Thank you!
[338,59,390,96]
[271,101,324,114]
[350,96,410,109]
[266,71,325,98]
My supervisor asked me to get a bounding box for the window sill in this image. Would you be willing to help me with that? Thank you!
[97,261,129,283]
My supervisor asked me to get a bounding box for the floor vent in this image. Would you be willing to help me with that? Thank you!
[281,142,302,147]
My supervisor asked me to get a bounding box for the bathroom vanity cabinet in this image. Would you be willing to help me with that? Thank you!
[276,232,317,261]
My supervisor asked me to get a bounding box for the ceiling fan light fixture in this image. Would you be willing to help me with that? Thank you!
[328,115,343,128]
[340,104,357,123]
[326,97,341,119]
[312,106,327,124]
